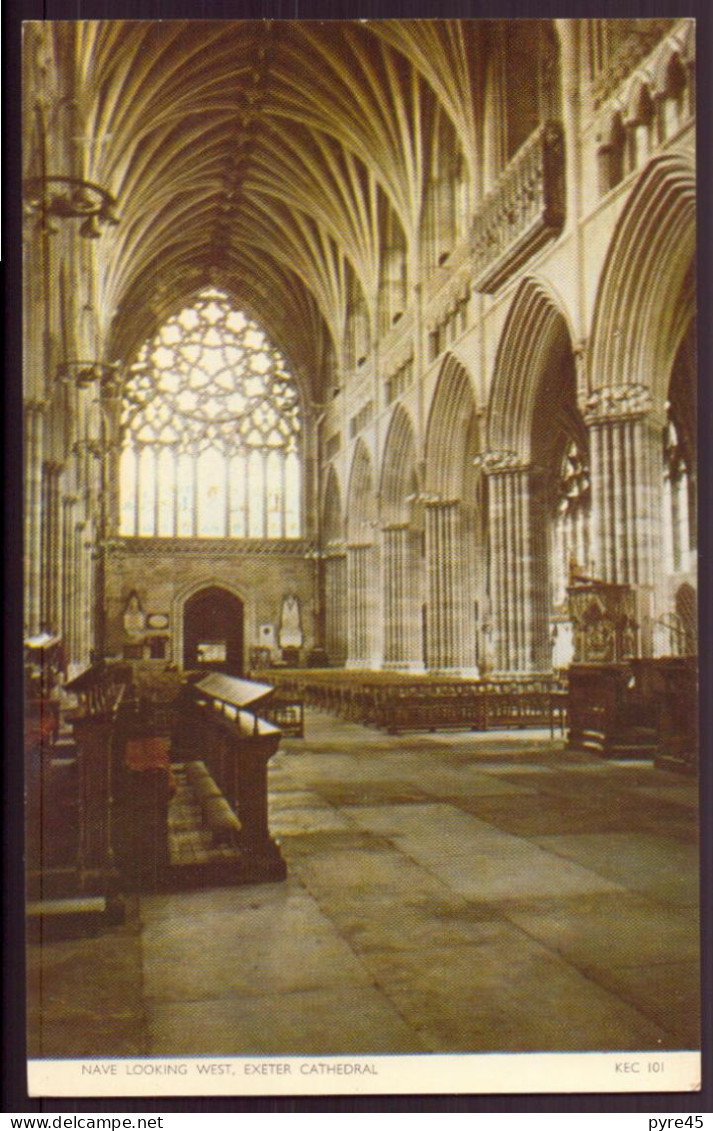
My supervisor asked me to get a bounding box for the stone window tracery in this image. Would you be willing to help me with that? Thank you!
[119,288,301,539]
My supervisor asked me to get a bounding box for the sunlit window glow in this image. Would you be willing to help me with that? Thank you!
[119,288,301,538]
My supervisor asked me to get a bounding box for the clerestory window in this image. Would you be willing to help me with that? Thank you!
[119,289,301,539]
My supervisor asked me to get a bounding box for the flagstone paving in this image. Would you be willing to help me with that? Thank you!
[27,709,700,1058]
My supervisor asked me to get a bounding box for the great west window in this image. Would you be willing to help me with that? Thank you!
[119,289,301,539]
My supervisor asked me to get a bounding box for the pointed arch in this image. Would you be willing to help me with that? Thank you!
[488,277,576,464]
[486,278,583,673]
[380,404,419,525]
[422,354,482,674]
[346,439,377,540]
[424,353,479,497]
[379,405,425,669]
[322,465,345,545]
[586,158,696,645]
[172,577,248,674]
[589,154,695,410]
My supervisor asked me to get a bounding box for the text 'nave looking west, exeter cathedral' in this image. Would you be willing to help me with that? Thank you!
[22,18,701,1072]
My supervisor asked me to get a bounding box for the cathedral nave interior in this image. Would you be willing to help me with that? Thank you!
[21,18,700,1075]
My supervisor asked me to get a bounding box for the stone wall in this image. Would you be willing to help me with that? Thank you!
[105,538,314,670]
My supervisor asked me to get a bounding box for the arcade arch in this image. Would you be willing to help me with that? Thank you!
[423,356,482,674]
[487,279,583,674]
[587,154,695,653]
[380,406,424,669]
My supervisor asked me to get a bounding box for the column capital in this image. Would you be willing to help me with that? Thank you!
[474,450,528,474]
[24,397,48,416]
[584,383,653,423]
[324,539,347,558]
[382,521,410,533]
[418,493,462,508]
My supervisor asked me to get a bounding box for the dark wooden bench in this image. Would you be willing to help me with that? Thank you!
[177,674,287,883]
[185,760,242,845]
[262,695,305,737]
[27,661,128,931]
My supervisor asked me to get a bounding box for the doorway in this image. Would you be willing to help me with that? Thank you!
[182,586,244,675]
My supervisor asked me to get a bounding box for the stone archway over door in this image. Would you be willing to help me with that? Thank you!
[182,586,244,674]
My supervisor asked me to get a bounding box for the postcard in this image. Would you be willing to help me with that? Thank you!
[21,15,701,1099]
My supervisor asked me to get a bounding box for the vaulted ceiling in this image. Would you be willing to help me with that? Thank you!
[26,20,500,397]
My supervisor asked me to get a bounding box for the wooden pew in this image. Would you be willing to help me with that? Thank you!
[178,674,287,883]
[112,707,176,889]
[258,668,567,736]
[27,661,128,936]
[262,694,305,738]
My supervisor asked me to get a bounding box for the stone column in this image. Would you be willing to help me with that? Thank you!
[325,548,348,665]
[104,440,122,540]
[425,499,465,672]
[40,463,51,632]
[93,447,110,663]
[382,523,426,669]
[71,519,83,668]
[383,523,407,665]
[50,465,63,633]
[336,553,349,663]
[585,385,662,653]
[555,20,583,231]
[40,462,62,633]
[85,534,96,663]
[69,519,80,667]
[61,495,78,663]
[347,543,370,667]
[483,25,508,192]
[74,520,89,666]
[24,402,46,635]
[482,453,542,674]
[307,550,327,663]
[405,527,426,670]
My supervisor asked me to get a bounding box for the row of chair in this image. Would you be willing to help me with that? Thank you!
[257,670,567,735]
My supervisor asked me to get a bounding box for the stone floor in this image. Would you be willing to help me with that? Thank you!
[27,709,701,1059]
